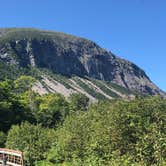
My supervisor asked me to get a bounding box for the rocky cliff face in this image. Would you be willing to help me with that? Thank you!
[0,28,165,96]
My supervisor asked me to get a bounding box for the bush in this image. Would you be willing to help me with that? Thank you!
[47,97,166,165]
[6,122,56,165]
[0,131,6,147]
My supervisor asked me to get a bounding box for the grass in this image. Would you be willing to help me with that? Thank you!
[73,77,107,100]
[107,82,132,95]
[90,78,120,98]
[0,28,90,49]
[41,69,74,90]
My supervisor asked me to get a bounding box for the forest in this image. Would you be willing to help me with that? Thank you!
[0,75,166,166]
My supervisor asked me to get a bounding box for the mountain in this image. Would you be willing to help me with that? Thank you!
[0,28,165,100]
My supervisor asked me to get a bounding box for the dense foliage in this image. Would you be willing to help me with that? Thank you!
[6,122,56,165]
[0,76,166,165]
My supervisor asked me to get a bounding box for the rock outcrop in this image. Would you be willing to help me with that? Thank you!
[0,28,165,96]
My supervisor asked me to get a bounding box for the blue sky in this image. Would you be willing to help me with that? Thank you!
[0,0,165,91]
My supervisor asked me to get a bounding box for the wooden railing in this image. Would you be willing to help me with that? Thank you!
[0,148,23,166]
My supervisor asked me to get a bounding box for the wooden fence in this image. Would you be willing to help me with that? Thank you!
[0,148,23,166]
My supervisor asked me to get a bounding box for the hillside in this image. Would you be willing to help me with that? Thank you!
[0,28,165,99]
[0,28,166,166]
[0,62,133,102]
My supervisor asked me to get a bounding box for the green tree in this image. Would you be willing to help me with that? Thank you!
[6,122,56,165]
[0,80,30,132]
[14,75,36,93]
[34,93,69,127]
[69,93,89,111]
[0,131,6,147]
[47,97,166,165]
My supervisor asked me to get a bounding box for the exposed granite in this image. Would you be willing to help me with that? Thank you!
[0,28,165,96]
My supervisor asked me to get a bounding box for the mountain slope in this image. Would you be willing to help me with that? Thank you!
[0,28,165,98]
[31,70,134,102]
[0,62,134,102]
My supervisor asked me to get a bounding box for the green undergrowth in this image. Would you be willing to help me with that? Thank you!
[107,81,132,95]
[73,77,107,100]
[89,78,120,98]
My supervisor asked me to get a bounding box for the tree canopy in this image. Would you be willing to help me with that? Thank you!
[0,76,166,165]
